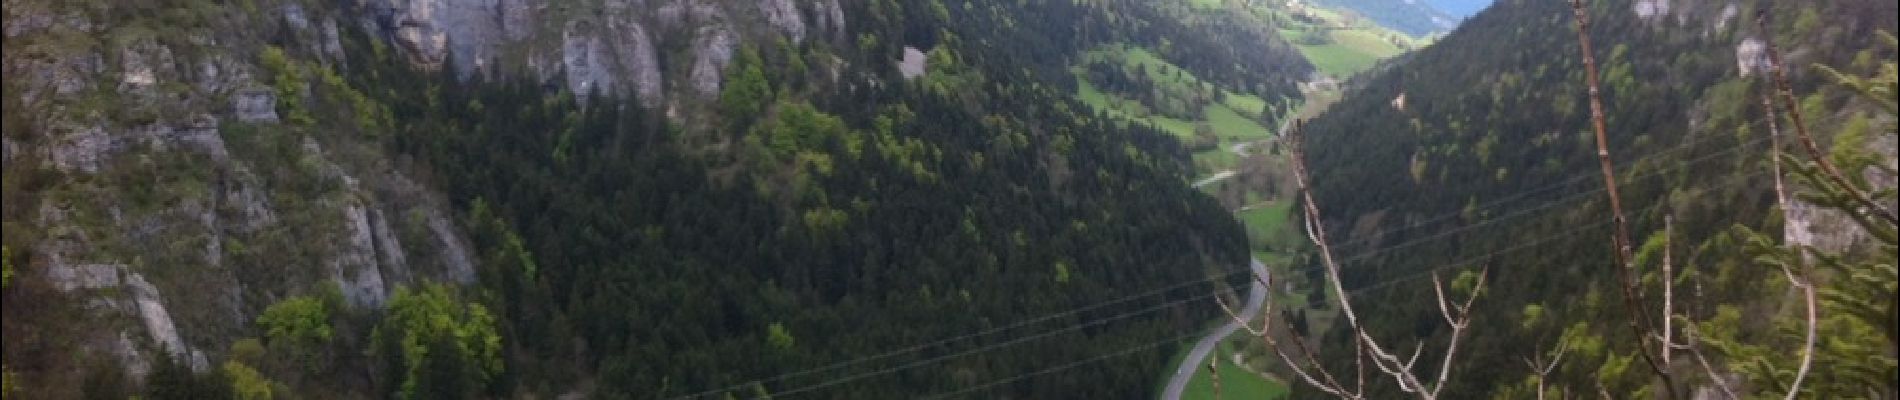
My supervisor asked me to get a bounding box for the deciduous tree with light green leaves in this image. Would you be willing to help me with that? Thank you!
[720,47,773,123]
[255,287,342,373]
[374,284,502,399]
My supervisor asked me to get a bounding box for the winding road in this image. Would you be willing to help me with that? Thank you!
[1190,114,1295,189]
[1160,258,1269,400]
[1164,112,1298,399]
[1191,170,1238,188]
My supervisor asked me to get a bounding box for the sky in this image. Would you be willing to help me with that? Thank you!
[1423,0,1492,18]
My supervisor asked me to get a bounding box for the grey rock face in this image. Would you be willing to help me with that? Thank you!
[366,0,509,73]
[322,20,347,63]
[562,27,617,97]
[47,123,115,174]
[224,166,278,232]
[758,0,805,43]
[498,0,535,41]
[234,88,280,123]
[1633,0,1671,20]
[45,263,126,291]
[8,0,848,388]
[47,114,230,174]
[820,0,846,37]
[333,201,392,307]
[426,207,479,284]
[370,207,412,285]
[118,43,171,91]
[375,0,452,66]
[283,3,311,32]
[126,272,198,371]
[43,261,202,372]
[357,0,839,109]
[899,46,928,80]
[1736,38,1768,77]
[612,22,665,107]
[195,54,253,96]
[132,115,229,164]
[690,26,738,95]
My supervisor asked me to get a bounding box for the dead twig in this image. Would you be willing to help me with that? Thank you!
[1249,121,1488,399]
[1567,1,1675,395]
[1756,10,1900,224]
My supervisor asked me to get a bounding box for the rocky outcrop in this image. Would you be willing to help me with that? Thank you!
[117,43,169,90]
[1735,38,1768,77]
[690,26,739,95]
[370,207,412,285]
[562,27,617,97]
[133,116,229,164]
[1633,0,1672,21]
[899,46,928,80]
[126,272,204,372]
[46,123,114,173]
[5,0,833,389]
[368,0,453,67]
[354,0,826,108]
[425,206,479,284]
[46,116,229,174]
[613,22,665,106]
[333,201,392,307]
[43,261,206,375]
[234,88,280,123]
[758,0,806,43]
[553,8,667,105]
[815,0,847,39]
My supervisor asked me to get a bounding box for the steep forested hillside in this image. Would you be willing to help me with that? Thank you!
[0,0,1316,399]
[1292,0,1895,397]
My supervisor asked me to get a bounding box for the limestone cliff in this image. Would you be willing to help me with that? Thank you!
[2,0,829,392]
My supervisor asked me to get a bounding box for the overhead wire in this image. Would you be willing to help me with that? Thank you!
[751,167,1774,399]
[920,173,1767,399]
[676,113,1825,399]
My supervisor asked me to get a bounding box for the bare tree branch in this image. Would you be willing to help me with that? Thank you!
[1755,10,1900,224]
[1431,268,1484,398]
[1567,1,1675,395]
[1256,121,1488,399]
[1662,215,1674,368]
[1404,342,1425,372]
[1210,351,1223,400]
[1762,92,1791,209]
[1783,254,1819,400]
[1216,264,1359,398]
[1746,52,1825,395]
[1682,267,1741,399]
[1525,339,1571,400]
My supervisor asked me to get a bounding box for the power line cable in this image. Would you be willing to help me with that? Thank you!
[921,327,1218,400]
[764,292,1220,399]
[921,175,1761,399]
[764,173,1763,399]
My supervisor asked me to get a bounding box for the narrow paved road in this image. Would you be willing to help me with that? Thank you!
[1192,170,1237,188]
[1191,113,1294,189]
[1162,111,1296,399]
[1160,258,1269,400]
